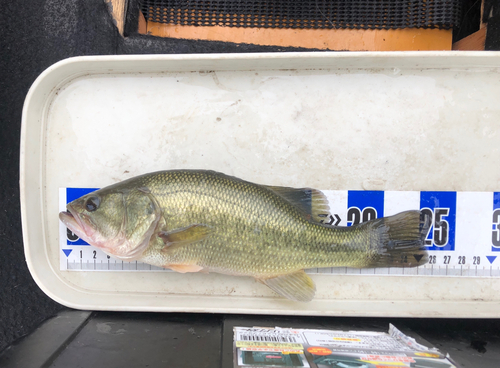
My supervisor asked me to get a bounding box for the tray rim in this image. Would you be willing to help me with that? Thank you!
[20,52,500,316]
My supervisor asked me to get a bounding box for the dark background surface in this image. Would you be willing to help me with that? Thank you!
[1,311,500,367]
[0,0,498,359]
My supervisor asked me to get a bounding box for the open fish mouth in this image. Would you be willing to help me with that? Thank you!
[58,204,150,260]
[59,204,92,244]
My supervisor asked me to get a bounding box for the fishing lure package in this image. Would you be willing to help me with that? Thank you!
[233,325,457,368]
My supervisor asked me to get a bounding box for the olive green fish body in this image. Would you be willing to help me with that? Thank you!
[122,171,370,275]
[60,170,430,302]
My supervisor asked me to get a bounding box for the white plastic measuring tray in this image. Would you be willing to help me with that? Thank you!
[21,52,500,317]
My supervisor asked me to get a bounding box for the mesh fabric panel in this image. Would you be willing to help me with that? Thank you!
[141,0,461,30]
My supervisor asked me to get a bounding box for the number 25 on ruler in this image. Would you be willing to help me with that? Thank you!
[420,192,456,251]
[421,208,450,248]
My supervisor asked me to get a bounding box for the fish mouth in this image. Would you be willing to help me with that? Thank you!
[59,204,93,245]
[58,204,141,260]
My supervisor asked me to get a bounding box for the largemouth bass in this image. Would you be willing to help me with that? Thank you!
[59,170,430,302]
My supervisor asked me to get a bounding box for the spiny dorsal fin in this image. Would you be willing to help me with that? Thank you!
[259,270,316,302]
[265,185,331,223]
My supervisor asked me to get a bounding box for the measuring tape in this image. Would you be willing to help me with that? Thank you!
[59,188,500,277]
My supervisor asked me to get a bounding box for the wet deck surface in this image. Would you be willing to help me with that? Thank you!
[1,310,499,367]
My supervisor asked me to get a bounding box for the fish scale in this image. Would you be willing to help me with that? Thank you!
[60,169,429,301]
[134,171,411,274]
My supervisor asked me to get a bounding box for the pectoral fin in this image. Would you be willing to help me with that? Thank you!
[159,224,211,250]
[259,270,316,302]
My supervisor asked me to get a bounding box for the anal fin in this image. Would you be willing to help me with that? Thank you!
[259,270,316,302]
[167,264,205,273]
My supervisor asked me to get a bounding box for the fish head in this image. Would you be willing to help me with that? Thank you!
[59,187,161,261]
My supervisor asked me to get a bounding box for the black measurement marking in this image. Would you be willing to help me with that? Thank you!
[93,250,96,259]
[493,209,500,247]
[362,208,376,223]
[347,207,377,226]
[434,208,450,246]
[473,256,480,265]
[421,208,450,247]
[320,214,341,226]
[347,208,361,225]
[67,228,79,241]
[421,208,433,246]
[429,255,437,264]
[458,256,466,265]
[443,255,451,264]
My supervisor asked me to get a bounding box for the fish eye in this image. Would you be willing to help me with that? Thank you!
[85,196,100,212]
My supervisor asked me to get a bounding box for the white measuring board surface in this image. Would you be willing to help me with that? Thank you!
[59,187,500,277]
[21,53,500,316]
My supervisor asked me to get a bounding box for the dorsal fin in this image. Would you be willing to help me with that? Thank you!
[265,185,331,223]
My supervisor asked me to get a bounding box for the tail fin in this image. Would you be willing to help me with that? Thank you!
[366,210,431,268]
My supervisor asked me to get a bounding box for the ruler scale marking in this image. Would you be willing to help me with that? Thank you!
[59,188,500,277]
